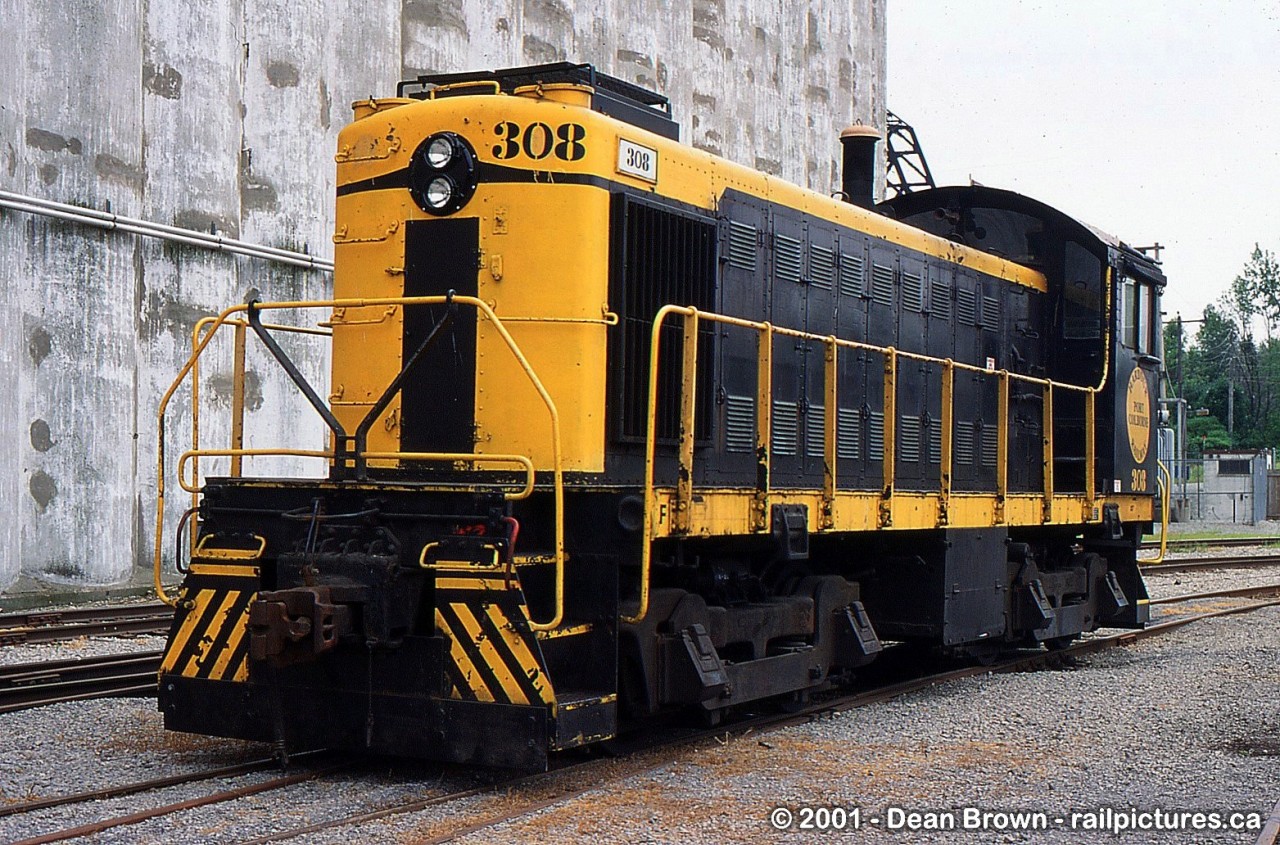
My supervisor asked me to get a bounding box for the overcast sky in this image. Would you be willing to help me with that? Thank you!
[886,0,1280,327]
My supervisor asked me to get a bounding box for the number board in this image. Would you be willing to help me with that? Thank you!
[617,139,658,183]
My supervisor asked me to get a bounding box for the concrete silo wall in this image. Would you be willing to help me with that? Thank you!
[0,0,886,595]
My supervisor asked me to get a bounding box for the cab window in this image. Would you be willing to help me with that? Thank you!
[1120,274,1158,354]
[1062,242,1102,339]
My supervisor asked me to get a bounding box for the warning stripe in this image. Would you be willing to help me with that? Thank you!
[481,603,554,705]
[436,608,494,702]
[451,602,529,705]
[438,603,512,704]
[183,591,241,677]
[200,592,254,681]
[160,589,216,674]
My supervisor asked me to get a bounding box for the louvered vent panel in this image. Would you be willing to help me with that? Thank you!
[871,263,895,306]
[868,411,885,461]
[772,401,799,456]
[982,425,999,467]
[839,253,864,297]
[837,408,860,460]
[955,421,975,465]
[806,405,825,458]
[956,288,977,325]
[728,220,757,270]
[774,234,803,284]
[902,271,924,312]
[981,296,1001,331]
[725,394,755,453]
[928,417,943,464]
[931,279,951,321]
[899,415,921,463]
[810,245,835,290]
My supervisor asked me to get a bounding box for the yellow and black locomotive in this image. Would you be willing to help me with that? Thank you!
[155,63,1165,768]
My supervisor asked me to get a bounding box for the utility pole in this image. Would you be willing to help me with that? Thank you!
[1228,376,1235,439]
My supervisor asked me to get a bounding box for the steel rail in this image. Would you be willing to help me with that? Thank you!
[0,650,163,713]
[6,762,348,845]
[1141,554,1280,574]
[0,754,320,819]
[0,603,172,645]
[1140,537,1280,551]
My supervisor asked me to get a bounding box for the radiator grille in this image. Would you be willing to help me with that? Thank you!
[616,197,717,440]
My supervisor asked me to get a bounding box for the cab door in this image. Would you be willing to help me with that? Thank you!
[1112,268,1162,496]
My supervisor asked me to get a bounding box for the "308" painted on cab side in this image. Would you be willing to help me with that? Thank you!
[492,121,586,161]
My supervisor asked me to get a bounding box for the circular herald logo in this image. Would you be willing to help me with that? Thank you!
[1126,367,1151,463]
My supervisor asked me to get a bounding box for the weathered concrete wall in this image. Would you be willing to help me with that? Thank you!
[1,0,885,595]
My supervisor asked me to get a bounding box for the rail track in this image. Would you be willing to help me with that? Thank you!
[1140,553,1280,573]
[4,583,1278,843]
[0,649,162,713]
[1139,536,1280,551]
[0,602,172,645]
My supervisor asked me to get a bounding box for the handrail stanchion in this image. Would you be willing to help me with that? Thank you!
[230,322,248,477]
[880,348,897,527]
[996,369,1010,524]
[629,305,685,625]
[1084,390,1098,517]
[940,359,954,525]
[822,337,838,530]
[755,323,773,532]
[1042,382,1055,521]
[1148,460,1172,564]
[675,309,699,535]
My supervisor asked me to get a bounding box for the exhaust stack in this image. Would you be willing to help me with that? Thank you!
[839,125,881,209]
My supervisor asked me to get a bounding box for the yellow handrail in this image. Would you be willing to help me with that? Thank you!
[628,303,1107,624]
[1148,459,1173,564]
[155,295,565,630]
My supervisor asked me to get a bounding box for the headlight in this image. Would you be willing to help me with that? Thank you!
[425,176,455,210]
[408,132,478,216]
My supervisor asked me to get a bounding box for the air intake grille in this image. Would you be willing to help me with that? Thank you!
[871,263,895,306]
[837,408,860,460]
[899,415,921,463]
[902,271,924,312]
[930,279,951,321]
[928,417,943,464]
[725,394,755,453]
[772,401,799,456]
[727,220,757,270]
[956,288,977,325]
[955,421,975,465]
[839,253,864,297]
[806,405,825,458]
[615,196,717,440]
[982,424,999,467]
[774,234,803,284]
[981,296,1001,332]
[810,245,835,290]
[868,411,885,461]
